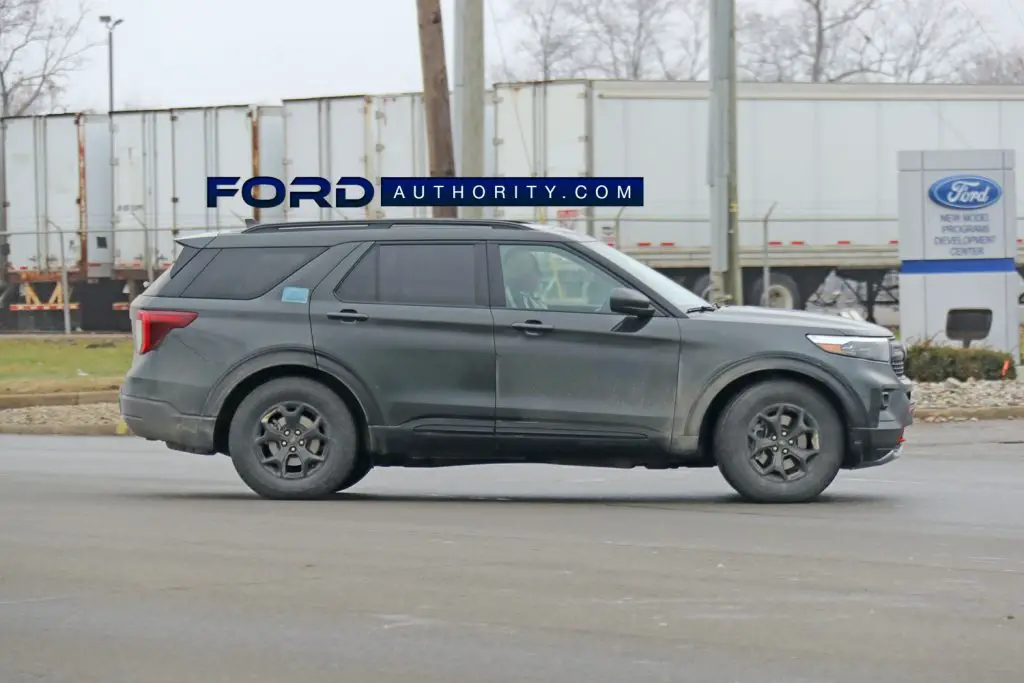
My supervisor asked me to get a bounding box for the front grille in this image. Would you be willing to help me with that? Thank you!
[890,339,906,376]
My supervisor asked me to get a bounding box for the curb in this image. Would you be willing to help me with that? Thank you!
[0,390,120,410]
[0,422,132,436]
[914,406,1024,420]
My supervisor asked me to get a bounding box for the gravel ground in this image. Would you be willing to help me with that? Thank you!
[0,377,1023,428]
[913,377,1024,408]
[0,403,123,426]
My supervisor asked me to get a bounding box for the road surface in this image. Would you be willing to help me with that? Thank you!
[1,422,1023,683]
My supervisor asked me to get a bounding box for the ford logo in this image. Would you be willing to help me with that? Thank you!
[928,175,1002,210]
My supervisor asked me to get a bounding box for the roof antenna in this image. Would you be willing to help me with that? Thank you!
[244,218,258,229]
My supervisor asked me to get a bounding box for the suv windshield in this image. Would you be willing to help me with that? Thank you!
[579,239,712,311]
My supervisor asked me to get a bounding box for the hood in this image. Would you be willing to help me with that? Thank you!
[694,306,893,337]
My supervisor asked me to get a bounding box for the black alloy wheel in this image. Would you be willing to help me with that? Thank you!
[746,403,820,484]
[254,401,330,480]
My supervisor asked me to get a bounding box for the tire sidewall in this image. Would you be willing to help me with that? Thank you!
[336,459,372,492]
[714,380,844,503]
[228,378,359,499]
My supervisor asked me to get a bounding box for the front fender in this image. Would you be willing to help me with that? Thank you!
[681,353,870,437]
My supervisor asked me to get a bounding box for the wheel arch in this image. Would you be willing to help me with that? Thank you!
[205,349,381,456]
[687,358,868,467]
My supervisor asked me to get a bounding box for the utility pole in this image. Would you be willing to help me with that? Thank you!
[452,0,486,219]
[416,0,458,219]
[707,0,742,305]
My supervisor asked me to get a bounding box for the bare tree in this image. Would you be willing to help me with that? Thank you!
[0,0,97,116]
[500,0,991,85]
[737,0,984,84]
[572,0,682,79]
[956,47,1024,85]
[650,0,708,80]
[857,0,978,82]
[496,0,709,82]
[494,0,588,82]
[737,0,881,83]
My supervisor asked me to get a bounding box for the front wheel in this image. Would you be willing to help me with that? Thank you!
[228,377,361,500]
[712,380,844,503]
[335,459,372,492]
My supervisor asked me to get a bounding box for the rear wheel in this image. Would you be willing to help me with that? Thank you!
[712,380,844,503]
[228,377,360,500]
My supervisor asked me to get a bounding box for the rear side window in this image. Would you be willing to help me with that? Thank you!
[335,243,477,307]
[180,246,325,300]
[168,245,201,278]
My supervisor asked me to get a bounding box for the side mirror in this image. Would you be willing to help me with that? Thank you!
[609,287,654,317]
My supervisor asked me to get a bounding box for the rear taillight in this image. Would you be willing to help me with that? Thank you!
[135,309,197,354]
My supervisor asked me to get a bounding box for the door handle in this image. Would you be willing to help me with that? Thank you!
[512,320,553,334]
[327,309,369,322]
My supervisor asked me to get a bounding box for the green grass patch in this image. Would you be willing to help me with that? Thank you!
[0,337,132,394]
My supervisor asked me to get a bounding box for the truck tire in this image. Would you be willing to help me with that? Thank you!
[751,272,801,309]
[712,379,844,503]
[228,376,361,500]
[689,274,713,300]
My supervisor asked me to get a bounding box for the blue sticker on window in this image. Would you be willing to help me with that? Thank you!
[281,286,309,304]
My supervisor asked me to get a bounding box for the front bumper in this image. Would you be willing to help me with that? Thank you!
[846,375,914,470]
[120,391,217,455]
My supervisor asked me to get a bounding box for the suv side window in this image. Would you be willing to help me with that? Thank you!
[180,246,325,300]
[497,244,624,313]
[335,243,479,307]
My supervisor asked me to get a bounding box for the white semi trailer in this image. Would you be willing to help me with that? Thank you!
[483,79,1024,315]
[4,80,1024,330]
[278,80,1024,317]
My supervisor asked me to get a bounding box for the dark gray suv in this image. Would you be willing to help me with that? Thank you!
[120,219,914,503]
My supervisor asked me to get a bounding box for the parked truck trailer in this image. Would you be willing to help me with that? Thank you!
[483,79,1024,315]
[280,91,496,220]
[0,105,284,330]
[0,113,112,330]
[5,80,1024,330]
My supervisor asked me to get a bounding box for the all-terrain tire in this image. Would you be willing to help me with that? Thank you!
[228,377,360,500]
[712,379,844,504]
[335,459,373,492]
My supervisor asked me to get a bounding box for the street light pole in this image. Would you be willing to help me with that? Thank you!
[99,15,124,299]
[99,16,123,113]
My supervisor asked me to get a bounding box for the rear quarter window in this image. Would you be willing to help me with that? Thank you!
[179,246,326,300]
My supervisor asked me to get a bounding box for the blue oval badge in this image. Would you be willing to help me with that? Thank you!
[928,175,1002,210]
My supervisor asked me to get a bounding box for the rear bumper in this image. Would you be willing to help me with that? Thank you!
[119,391,217,455]
[846,376,914,470]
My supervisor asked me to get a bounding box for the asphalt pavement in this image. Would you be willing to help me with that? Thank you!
[2,422,1023,683]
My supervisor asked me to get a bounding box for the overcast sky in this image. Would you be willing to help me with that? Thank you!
[58,0,1024,112]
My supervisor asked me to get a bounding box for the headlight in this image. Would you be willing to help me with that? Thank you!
[806,334,891,362]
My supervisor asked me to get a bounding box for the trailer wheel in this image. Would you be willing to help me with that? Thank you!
[752,272,801,309]
[689,274,713,300]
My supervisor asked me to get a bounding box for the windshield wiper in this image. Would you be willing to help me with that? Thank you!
[684,304,719,314]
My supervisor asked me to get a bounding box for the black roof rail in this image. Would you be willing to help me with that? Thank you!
[241,218,536,233]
